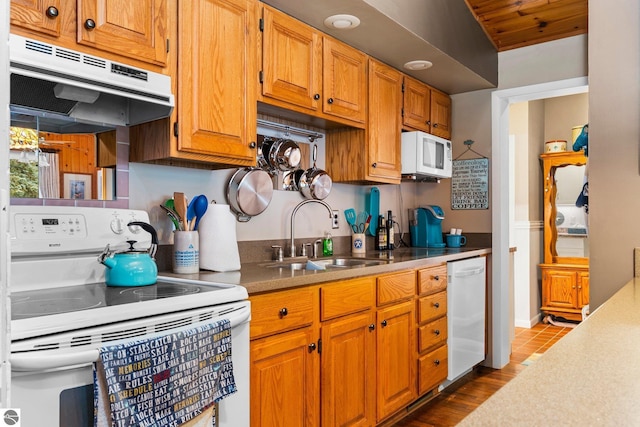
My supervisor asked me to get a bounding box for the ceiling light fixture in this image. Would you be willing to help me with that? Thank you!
[403,60,433,71]
[324,14,361,30]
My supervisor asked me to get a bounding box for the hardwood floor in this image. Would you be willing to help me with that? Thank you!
[393,323,572,427]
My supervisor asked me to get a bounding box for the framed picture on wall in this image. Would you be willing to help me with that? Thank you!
[63,173,92,200]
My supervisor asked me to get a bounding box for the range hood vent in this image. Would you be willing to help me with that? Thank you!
[9,35,174,134]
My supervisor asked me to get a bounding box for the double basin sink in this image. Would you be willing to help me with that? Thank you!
[262,256,390,272]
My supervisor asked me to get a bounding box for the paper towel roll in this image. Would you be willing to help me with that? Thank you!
[198,203,241,272]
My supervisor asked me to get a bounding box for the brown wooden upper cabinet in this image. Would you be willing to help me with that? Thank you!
[10,0,62,37]
[403,75,452,139]
[260,4,367,127]
[327,58,403,184]
[10,0,168,67]
[130,0,258,168]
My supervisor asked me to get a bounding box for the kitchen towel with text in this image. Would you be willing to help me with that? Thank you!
[93,318,236,427]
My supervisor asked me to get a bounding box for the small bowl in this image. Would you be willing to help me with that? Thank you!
[545,140,567,153]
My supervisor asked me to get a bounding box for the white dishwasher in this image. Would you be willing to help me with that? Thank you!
[447,257,486,382]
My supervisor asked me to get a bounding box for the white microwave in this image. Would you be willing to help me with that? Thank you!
[401,131,452,179]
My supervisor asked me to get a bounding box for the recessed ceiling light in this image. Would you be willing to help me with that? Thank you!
[324,14,361,30]
[403,60,433,71]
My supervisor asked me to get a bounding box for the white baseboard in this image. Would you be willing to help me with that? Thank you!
[514,312,542,328]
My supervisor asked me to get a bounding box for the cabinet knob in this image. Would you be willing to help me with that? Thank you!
[381,320,387,327]
[434,302,440,308]
[434,329,440,336]
[434,275,440,281]
[308,342,316,352]
[84,19,96,30]
[368,324,375,331]
[249,141,256,149]
[46,6,59,18]
[327,97,334,104]
[314,94,320,100]
[433,359,440,366]
[426,120,431,126]
[433,123,439,128]
[279,307,288,317]
[371,162,377,168]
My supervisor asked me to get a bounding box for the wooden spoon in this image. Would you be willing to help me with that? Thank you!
[173,192,188,231]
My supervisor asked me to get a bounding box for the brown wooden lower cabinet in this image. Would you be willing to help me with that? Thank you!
[418,345,449,395]
[376,300,416,422]
[540,264,589,321]
[250,327,320,427]
[249,265,452,426]
[321,311,376,426]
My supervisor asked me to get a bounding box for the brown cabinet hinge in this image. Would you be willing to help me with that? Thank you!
[166,39,170,53]
[173,122,179,137]
[317,338,322,354]
[259,18,264,32]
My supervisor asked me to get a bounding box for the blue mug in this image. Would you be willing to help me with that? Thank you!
[446,234,467,248]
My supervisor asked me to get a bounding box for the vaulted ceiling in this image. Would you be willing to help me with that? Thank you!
[464,0,588,51]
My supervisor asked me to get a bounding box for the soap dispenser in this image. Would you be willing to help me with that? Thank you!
[323,232,333,256]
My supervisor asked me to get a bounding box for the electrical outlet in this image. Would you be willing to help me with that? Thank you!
[332,210,339,229]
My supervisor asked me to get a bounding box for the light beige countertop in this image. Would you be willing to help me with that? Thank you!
[459,277,640,426]
[160,246,491,295]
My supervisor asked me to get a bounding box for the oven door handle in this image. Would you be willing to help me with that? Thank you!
[11,305,251,372]
[11,349,100,371]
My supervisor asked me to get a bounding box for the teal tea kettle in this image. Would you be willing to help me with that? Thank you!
[98,221,159,287]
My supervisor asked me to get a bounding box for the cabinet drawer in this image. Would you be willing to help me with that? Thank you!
[250,286,317,339]
[418,291,447,324]
[321,276,375,321]
[418,316,447,353]
[418,345,448,395]
[417,264,447,295]
[377,270,416,306]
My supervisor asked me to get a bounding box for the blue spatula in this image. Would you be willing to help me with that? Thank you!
[344,209,357,232]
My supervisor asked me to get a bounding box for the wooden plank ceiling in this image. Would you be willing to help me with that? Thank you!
[464,0,588,51]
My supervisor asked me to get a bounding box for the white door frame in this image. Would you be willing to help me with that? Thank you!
[489,77,588,368]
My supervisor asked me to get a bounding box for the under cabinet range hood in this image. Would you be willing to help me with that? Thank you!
[9,34,174,133]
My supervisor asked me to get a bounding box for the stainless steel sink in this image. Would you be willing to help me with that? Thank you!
[263,257,388,271]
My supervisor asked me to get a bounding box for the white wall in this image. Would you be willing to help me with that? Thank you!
[588,0,640,308]
[129,162,434,246]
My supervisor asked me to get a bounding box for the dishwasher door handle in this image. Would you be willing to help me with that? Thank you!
[452,267,485,278]
[11,304,251,372]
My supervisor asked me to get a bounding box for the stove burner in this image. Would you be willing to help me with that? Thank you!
[12,297,103,319]
[119,284,203,298]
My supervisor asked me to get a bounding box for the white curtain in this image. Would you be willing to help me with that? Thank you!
[39,152,60,198]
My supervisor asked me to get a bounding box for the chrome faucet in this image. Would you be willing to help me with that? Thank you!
[289,199,334,258]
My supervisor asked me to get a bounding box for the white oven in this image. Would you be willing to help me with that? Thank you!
[8,206,250,427]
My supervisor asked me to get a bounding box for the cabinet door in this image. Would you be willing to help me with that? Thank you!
[430,90,452,139]
[261,5,322,111]
[77,0,167,66]
[251,327,320,427]
[368,59,403,182]
[402,75,431,133]
[578,271,589,307]
[10,0,62,37]
[542,269,578,309]
[321,312,376,427]
[376,300,416,422]
[177,0,257,164]
[322,37,367,124]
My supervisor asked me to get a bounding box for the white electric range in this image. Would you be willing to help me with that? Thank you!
[8,206,250,427]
